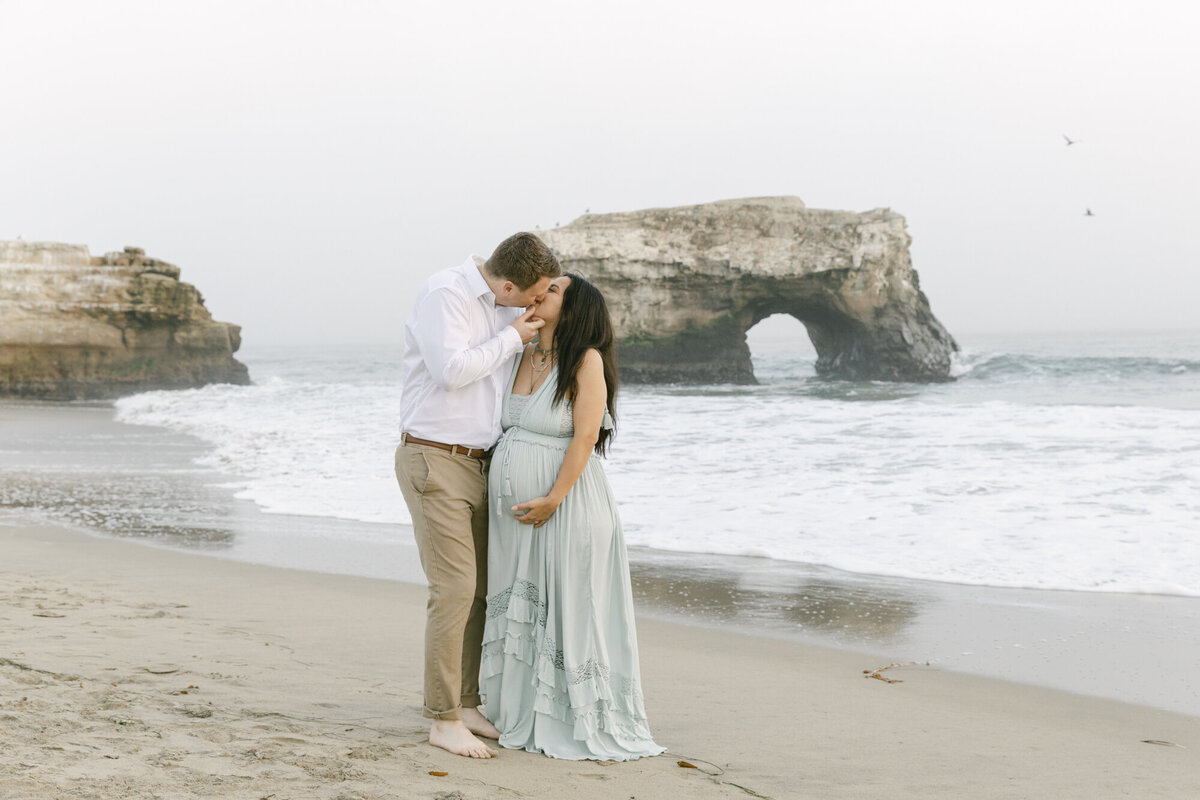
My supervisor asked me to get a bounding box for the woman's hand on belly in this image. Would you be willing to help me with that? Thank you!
[512,495,561,529]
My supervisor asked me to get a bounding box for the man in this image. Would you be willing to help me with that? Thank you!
[395,232,560,758]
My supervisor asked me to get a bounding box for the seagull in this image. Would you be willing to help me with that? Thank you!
[1084,208,1095,216]
[1063,134,1079,146]
[584,207,590,213]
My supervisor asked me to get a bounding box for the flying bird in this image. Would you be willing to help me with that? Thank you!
[1084,208,1095,216]
[1063,134,1079,146]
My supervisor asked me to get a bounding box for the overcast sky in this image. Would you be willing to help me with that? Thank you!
[3,0,1197,346]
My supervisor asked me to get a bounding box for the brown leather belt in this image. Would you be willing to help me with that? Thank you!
[402,433,490,459]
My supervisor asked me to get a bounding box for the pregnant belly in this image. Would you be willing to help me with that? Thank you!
[490,438,566,504]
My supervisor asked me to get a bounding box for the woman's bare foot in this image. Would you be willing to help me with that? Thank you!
[429,719,498,758]
[461,706,501,740]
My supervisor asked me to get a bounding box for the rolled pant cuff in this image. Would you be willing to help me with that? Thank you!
[424,704,462,721]
[460,693,481,709]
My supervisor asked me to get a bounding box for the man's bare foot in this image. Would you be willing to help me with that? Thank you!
[429,719,498,758]
[461,706,501,740]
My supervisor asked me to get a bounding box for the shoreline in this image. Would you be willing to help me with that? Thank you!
[3,520,1197,799]
[4,399,1200,720]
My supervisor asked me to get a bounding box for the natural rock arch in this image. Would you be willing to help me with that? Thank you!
[746,313,817,368]
[538,197,958,383]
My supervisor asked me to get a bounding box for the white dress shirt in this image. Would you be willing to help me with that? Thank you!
[399,255,524,449]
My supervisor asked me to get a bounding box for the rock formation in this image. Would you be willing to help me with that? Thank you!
[1,241,249,399]
[537,197,957,383]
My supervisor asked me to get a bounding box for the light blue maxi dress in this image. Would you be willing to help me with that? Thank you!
[480,358,664,761]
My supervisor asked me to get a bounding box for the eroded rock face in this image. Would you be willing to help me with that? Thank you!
[538,197,958,383]
[0,241,249,399]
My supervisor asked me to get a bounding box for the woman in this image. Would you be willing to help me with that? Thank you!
[480,273,664,761]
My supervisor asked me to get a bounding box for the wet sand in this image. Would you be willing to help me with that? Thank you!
[629,548,1200,718]
[2,521,1196,799]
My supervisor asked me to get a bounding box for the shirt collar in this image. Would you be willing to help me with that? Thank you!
[463,254,495,303]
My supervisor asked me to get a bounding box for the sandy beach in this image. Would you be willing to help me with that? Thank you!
[2,521,1196,800]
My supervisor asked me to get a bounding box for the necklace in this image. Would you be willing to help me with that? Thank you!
[528,346,555,393]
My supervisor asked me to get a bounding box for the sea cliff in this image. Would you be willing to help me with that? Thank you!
[0,241,249,399]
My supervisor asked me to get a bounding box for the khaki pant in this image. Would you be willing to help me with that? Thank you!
[394,441,490,720]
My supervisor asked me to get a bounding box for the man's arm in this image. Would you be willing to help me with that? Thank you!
[414,289,534,390]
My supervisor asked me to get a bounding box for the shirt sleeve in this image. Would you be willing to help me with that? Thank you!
[414,288,524,391]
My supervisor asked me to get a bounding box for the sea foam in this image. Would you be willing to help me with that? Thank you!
[112,337,1200,596]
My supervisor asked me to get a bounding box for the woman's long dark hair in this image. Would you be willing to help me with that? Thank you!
[552,273,618,455]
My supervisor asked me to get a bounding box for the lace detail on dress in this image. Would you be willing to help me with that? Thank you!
[504,392,533,428]
[557,400,574,436]
[487,579,547,626]
[568,657,611,686]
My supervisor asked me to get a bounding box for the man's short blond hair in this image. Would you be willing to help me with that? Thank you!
[484,232,562,290]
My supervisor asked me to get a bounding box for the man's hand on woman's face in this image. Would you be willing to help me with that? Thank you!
[510,306,546,344]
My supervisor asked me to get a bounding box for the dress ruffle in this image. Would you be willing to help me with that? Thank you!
[481,588,659,751]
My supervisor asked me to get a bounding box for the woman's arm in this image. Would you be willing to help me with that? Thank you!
[512,348,606,527]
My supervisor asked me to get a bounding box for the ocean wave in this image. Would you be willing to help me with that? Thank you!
[952,351,1200,382]
[106,343,1200,598]
[115,379,411,526]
